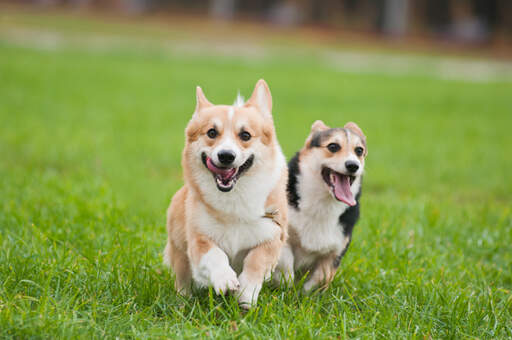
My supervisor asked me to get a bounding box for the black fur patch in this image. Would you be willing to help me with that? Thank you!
[333,188,362,268]
[309,133,323,148]
[287,152,301,210]
[333,238,351,268]
[339,189,361,237]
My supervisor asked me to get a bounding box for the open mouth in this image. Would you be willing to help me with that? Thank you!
[201,153,254,192]
[321,167,357,206]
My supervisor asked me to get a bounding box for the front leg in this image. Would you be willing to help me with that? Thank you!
[273,242,294,286]
[237,166,288,307]
[237,232,282,308]
[303,252,338,292]
[188,231,239,295]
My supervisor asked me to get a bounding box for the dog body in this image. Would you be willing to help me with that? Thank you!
[164,80,288,308]
[276,120,367,292]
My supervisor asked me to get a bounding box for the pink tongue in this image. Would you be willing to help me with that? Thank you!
[206,157,236,180]
[332,173,356,206]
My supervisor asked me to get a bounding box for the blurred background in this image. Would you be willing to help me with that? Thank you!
[1,0,511,207]
[9,0,512,46]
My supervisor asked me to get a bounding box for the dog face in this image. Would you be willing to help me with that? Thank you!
[301,120,367,206]
[183,80,276,193]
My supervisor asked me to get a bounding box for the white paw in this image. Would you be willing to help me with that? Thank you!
[237,272,262,309]
[211,266,240,295]
[303,279,318,293]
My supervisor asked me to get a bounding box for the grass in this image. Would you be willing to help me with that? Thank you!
[1,9,512,339]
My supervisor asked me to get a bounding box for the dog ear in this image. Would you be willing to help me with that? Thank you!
[344,122,366,140]
[345,122,368,155]
[304,120,329,148]
[194,86,213,115]
[311,120,329,133]
[246,79,272,117]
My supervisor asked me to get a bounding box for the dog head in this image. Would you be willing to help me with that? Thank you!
[183,79,277,193]
[300,120,367,206]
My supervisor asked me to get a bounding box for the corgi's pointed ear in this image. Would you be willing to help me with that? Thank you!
[194,86,213,114]
[246,79,272,116]
[311,120,329,133]
[344,122,366,140]
[305,120,329,148]
[345,122,368,155]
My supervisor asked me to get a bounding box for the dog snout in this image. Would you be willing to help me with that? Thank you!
[345,160,359,173]
[217,150,236,166]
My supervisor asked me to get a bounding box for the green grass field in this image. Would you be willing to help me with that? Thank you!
[1,9,512,339]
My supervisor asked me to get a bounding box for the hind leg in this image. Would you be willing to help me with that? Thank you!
[165,241,192,296]
[303,253,337,293]
[164,187,192,295]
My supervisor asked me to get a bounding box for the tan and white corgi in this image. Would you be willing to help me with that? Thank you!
[275,120,367,292]
[163,79,288,308]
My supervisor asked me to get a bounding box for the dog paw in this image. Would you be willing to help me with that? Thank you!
[303,279,317,293]
[175,284,192,297]
[237,272,262,309]
[211,266,240,295]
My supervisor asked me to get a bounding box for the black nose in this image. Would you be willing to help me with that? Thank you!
[345,161,359,173]
[218,150,236,165]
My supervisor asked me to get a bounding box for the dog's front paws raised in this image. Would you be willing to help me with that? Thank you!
[211,266,240,295]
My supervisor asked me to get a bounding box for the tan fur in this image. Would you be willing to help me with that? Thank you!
[164,187,190,293]
[265,167,289,239]
[242,235,282,282]
[164,79,287,308]
[242,168,287,282]
[304,253,338,290]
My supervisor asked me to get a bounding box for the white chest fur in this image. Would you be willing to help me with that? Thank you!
[290,172,361,270]
[291,200,346,250]
[198,213,279,269]
[190,148,286,270]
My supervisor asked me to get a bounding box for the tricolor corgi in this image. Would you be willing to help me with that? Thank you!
[275,120,367,292]
[163,79,288,308]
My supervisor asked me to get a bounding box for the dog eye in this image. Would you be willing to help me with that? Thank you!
[354,146,364,156]
[239,131,251,141]
[207,128,218,139]
[327,143,340,153]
